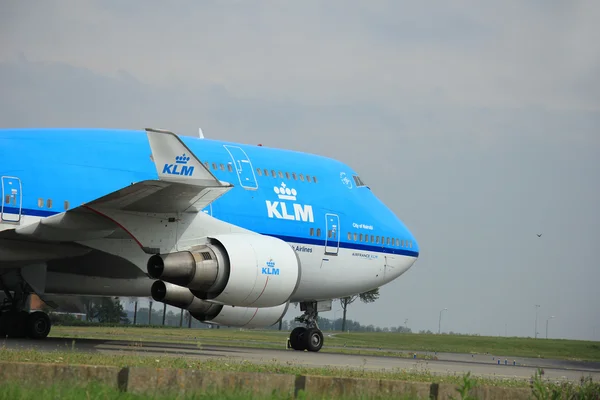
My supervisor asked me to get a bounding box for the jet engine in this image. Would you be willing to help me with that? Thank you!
[147,233,300,308]
[151,281,289,328]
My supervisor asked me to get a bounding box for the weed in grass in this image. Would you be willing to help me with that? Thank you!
[451,371,478,400]
[530,368,600,400]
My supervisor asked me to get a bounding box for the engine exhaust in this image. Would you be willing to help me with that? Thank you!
[151,280,222,321]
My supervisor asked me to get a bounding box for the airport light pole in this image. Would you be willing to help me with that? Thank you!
[438,308,448,334]
[534,305,540,339]
[546,316,555,339]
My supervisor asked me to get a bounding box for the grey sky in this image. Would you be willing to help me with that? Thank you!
[1,1,599,340]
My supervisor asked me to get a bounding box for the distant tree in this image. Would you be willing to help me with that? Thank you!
[94,297,128,324]
[394,326,412,333]
[339,288,380,332]
[80,296,105,322]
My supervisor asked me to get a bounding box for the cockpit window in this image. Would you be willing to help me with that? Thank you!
[353,175,366,187]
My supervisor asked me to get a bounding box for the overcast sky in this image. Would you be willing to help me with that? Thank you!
[1,1,599,340]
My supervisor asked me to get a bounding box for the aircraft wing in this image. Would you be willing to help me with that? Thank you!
[12,128,233,243]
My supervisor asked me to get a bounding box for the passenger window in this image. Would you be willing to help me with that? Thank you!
[376,236,380,244]
[204,162,209,169]
[347,232,351,240]
[306,175,311,182]
[359,233,363,242]
[381,236,384,245]
[257,168,263,176]
[64,200,70,210]
[310,227,314,236]
[370,235,374,243]
[212,163,217,170]
[38,198,43,208]
[299,174,304,181]
[271,170,276,177]
[47,199,52,209]
[220,164,225,170]
[4,195,8,204]
[409,241,412,248]
[353,233,357,241]
[365,235,369,243]
[313,176,318,183]
[285,172,290,179]
[264,169,269,176]
[279,171,283,178]
[227,163,233,172]
[316,228,321,237]
[292,173,297,180]
[396,238,399,247]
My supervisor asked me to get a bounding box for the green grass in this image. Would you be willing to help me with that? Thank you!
[50,326,600,362]
[1,369,598,400]
[331,332,600,361]
[0,381,421,400]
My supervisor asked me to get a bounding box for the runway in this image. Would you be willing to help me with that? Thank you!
[2,336,599,383]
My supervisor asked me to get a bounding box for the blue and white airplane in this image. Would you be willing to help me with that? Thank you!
[0,127,419,351]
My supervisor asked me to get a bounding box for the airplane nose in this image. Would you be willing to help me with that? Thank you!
[395,219,419,257]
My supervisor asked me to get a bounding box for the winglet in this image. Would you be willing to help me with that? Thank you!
[145,128,227,187]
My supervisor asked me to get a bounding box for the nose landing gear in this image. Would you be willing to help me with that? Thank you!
[287,302,324,352]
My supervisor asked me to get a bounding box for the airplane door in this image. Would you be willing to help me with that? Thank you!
[324,213,340,255]
[1,176,22,223]
[223,145,258,190]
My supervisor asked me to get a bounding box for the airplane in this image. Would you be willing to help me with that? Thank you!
[0,127,419,351]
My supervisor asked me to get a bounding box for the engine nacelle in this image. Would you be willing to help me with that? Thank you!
[147,233,300,308]
[152,281,289,328]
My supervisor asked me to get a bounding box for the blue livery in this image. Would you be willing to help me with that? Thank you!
[0,128,419,258]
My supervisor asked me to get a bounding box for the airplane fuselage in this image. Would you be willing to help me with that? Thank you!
[0,128,419,302]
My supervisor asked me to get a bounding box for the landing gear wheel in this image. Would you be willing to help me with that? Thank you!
[289,327,307,351]
[4,310,28,338]
[0,313,6,339]
[304,328,324,352]
[27,311,51,339]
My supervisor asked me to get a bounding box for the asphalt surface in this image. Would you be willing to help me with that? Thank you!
[2,336,599,383]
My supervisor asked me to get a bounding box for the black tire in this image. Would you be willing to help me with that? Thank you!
[27,311,51,339]
[304,328,324,352]
[289,327,307,351]
[5,310,28,338]
[0,313,6,339]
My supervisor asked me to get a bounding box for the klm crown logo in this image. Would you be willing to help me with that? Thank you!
[274,182,297,201]
[163,153,194,176]
[266,182,314,223]
[176,154,191,164]
[262,259,279,275]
